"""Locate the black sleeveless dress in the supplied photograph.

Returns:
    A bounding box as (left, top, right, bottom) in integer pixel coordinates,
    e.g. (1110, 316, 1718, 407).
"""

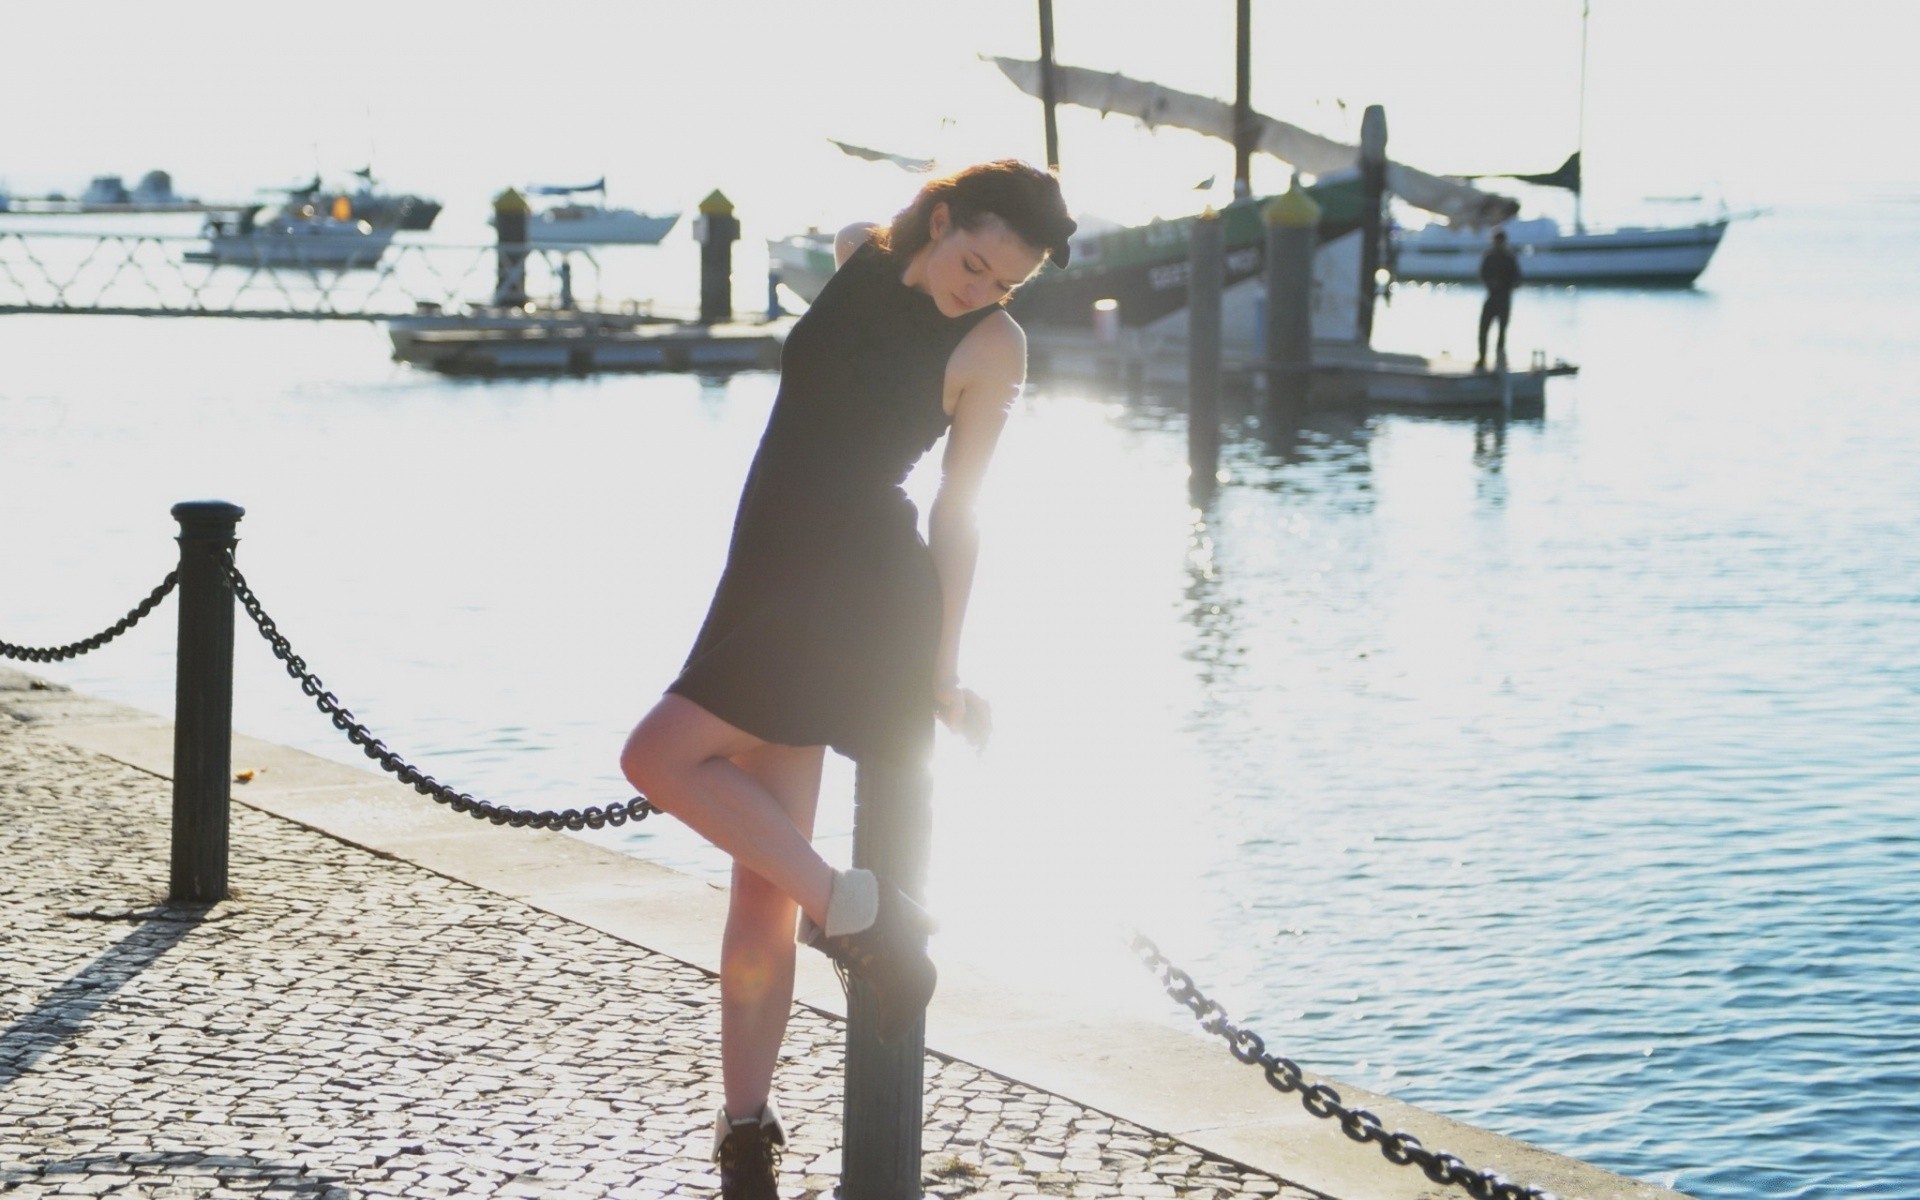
(667, 241, 997, 760)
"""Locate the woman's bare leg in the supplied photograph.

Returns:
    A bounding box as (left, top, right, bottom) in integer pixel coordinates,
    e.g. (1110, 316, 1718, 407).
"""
(718, 741, 824, 1119)
(620, 694, 834, 925)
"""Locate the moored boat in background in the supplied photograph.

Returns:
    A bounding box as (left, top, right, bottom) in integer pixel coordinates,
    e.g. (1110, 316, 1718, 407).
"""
(185, 205, 393, 269)
(511, 178, 680, 246)
(278, 169, 442, 231)
(1391, 212, 1729, 285)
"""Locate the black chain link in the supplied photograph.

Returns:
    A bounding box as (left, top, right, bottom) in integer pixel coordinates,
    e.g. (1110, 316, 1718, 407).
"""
(1, 571, 180, 663)
(1130, 933, 1557, 1200)
(222, 557, 657, 832)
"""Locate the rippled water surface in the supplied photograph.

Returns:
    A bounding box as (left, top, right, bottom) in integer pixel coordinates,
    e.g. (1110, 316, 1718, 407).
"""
(5, 200, 1917, 1199)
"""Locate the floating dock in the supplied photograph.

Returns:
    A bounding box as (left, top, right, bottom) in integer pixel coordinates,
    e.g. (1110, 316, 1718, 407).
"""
(1027, 328, 1578, 411)
(387, 309, 788, 376)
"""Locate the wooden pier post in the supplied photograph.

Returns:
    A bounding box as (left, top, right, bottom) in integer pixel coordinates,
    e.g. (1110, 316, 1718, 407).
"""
(1187, 208, 1224, 498)
(1263, 177, 1321, 430)
(1037, 0, 1061, 171)
(169, 500, 244, 905)
(1234, 0, 1253, 198)
(842, 753, 935, 1200)
(1358, 105, 1387, 346)
(696, 190, 740, 326)
(492, 188, 530, 309)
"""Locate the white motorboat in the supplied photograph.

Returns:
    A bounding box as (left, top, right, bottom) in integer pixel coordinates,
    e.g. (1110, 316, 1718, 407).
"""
(1391, 214, 1728, 285)
(767, 229, 837, 304)
(185, 206, 393, 269)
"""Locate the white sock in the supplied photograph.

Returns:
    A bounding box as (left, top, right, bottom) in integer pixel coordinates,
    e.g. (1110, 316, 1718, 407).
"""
(823, 867, 879, 938)
(712, 1098, 786, 1160)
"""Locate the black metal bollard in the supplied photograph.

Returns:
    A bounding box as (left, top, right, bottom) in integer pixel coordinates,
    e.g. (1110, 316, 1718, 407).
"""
(696, 189, 740, 326)
(841, 752, 934, 1200)
(169, 500, 244, 904)
(1187, 208, 1224, 500)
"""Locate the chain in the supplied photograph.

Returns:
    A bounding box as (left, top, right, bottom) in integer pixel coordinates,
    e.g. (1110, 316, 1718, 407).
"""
(1, 571, 180, 663)
(221, 556, 657, 832)
(1129, 933, 1557, 1200)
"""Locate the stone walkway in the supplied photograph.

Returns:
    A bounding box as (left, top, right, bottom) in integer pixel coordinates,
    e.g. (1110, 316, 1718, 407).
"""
(1, 674, 1318, 1200)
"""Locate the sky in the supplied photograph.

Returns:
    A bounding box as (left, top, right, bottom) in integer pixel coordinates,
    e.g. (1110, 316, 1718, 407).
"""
(5, 1, 1915, 237)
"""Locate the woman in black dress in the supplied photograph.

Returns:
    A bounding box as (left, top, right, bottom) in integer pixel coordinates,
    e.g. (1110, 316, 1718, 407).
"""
(619, 161, 1074, 1196)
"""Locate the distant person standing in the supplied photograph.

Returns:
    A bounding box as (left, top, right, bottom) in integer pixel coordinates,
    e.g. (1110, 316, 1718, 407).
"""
(1476, 228, 1521, 372)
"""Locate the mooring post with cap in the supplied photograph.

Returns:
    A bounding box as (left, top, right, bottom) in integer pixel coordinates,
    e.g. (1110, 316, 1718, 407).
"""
(169, 500, 244, 904)
(493, 187, 530, 309)
(1187, 207, 1224, 501)
(841, 751, 934, 1200)
(1263, 177, 1321, 430)
(1357, 105, 1388, 346)
(696, 189, 740, 326)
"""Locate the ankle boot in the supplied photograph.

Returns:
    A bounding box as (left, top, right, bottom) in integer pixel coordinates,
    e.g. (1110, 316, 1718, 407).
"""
(712, 1100, 785, 1200)
(800, 882, 937, 1044)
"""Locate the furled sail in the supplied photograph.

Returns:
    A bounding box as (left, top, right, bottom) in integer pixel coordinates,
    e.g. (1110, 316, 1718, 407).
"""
(828, 139, 936, 173)
(989, 56, 1518, 229)
(1477, 152, 1582, 195)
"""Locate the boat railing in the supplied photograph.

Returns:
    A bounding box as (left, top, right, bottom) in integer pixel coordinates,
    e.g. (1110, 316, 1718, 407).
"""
(0, 228, 610, 320)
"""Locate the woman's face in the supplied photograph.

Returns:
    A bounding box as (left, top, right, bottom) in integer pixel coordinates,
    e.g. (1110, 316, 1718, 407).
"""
(917, 204, 1048, 317)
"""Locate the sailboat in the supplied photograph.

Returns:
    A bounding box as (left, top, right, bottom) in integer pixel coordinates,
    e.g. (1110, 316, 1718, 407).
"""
(1390, 4, 1733, 286)
(985, 56, 1519, 339)
(1389, 152, 1729, 285)
(515, 178, 680, 246)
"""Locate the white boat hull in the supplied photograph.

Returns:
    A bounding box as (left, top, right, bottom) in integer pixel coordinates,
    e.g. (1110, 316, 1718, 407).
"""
(527, 209, 679, 246)
(185, 227, 394, 269)
(1393, 218, 1727, 285)
(767, 232, 836, 304)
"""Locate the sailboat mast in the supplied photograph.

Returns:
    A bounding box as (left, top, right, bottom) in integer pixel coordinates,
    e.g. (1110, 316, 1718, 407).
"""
(1234, 0, 1252, 198)
(1039, 0, 1061, 171)
(1575, 0, 1589, 233)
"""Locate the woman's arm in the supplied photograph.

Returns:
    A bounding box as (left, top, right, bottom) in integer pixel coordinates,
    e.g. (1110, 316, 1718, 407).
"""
(927, 312, 1026, 726)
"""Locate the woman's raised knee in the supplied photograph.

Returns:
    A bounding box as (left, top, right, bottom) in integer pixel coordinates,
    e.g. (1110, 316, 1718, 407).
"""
(619, 719, 688, 809)
(620, 695, 756, 808)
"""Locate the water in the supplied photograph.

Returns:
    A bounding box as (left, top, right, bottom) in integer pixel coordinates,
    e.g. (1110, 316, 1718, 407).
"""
(5, 199, 1918, 1200)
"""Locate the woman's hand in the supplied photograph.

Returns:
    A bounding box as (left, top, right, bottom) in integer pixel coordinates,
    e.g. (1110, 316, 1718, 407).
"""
(935, 683, 993, 750)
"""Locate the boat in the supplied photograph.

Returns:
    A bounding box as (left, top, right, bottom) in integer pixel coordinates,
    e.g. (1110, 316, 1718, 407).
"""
(989, 56, 1519, 229)
(513, 178, 680, 246)
(1007, 179, 1368, 331)
(81, 175, 131, 205)
(767, 228, 837, 305)
(772, 58, 1514, 326)
(387, 307, 779, 375)
(184, 204, 393, 269)
(1390, 206, 1729, 285)
(1, 170, 216, 214)
(336, 167, 441, 231)
(129, 170, 188, 206)
(278, 169, 441, 231)
(1391, 3, 1737, 286)
(984, 50, 1578, 408)
(984, 56, 1517, 335)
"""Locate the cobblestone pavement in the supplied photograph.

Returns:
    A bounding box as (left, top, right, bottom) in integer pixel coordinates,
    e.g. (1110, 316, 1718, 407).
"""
(1, 685, 1321, 1200)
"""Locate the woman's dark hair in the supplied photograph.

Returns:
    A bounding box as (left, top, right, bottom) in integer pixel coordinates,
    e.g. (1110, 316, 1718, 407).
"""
(873, 159, 1077, 269)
